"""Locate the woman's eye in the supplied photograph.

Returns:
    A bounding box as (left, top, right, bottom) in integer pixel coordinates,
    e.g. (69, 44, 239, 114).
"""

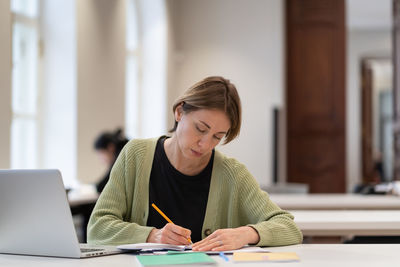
(196, 125, 206, 133)
(214, 135, 222, 141)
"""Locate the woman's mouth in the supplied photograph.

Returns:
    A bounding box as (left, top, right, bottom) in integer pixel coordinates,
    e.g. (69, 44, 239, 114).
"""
(191, 149, 203, 157)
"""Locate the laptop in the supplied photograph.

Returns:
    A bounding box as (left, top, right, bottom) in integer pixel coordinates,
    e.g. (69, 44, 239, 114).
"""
(0, 169, 122, 258)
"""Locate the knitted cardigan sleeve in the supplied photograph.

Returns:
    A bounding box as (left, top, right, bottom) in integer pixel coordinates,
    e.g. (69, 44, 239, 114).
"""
(207, 154, 303, 246)
(87, 139, 155, 245)
(242, 175, 303, 246)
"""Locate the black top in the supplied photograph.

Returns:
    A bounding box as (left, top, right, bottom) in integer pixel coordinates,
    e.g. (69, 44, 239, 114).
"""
(147, 136, 213, 242)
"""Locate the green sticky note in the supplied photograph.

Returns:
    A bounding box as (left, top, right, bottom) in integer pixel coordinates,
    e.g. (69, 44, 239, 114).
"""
(136, 252, 216, 266)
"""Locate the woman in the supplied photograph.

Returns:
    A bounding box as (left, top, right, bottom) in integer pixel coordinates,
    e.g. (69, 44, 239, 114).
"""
(87, 76, 302, 251)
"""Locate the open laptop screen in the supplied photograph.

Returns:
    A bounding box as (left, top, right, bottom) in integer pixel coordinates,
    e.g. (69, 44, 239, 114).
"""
(0, 169, 119, 258)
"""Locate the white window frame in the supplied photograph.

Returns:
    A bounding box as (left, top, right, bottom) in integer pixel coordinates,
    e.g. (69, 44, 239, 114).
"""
(10, 0, 43, 169)
(125, 0, 142, 139)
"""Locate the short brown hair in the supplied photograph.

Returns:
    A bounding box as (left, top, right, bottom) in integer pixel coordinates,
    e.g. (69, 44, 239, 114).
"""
(170, 76, 241, 144)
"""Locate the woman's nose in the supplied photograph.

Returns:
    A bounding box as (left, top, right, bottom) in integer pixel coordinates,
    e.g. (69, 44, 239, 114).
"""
(198, 135, 212, 149)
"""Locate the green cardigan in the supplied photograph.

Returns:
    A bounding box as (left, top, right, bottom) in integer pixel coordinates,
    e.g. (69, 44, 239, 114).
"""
(87, 137, 303, 246)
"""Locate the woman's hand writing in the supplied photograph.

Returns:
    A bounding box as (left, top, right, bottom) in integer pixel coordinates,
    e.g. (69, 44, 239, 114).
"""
(146, 223, 192, 245)
(191, 226, 259, 251)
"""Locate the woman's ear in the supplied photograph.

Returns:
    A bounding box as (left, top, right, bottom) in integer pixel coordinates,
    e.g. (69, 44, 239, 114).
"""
(174, 102, 184, 122)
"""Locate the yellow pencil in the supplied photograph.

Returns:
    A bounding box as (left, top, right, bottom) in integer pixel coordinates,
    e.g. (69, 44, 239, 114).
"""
(151, 203, 193, 244)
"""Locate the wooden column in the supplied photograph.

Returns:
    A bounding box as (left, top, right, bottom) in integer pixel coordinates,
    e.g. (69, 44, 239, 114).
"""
(286, 0, 346, 193)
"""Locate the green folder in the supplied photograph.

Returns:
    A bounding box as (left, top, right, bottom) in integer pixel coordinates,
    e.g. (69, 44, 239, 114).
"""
(136, 252, 216, 266)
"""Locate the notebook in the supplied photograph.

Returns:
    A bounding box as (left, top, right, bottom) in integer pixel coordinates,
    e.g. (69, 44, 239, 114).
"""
(0, 169, 121, 258)
(117, 242, 189, 252)
(136, 252, 216, 266)
(117, 243, 269, 255)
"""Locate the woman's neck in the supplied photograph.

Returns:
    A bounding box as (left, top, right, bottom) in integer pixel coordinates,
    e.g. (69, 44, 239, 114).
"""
(164, 136, 211, 176)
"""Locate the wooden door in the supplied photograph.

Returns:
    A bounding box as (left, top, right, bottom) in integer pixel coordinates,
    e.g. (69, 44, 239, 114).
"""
(360, 59, 377, 184)
(286, 0, 346, 193)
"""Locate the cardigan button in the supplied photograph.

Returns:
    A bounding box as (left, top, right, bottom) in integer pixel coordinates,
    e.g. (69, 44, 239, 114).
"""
(204, 229, 212, 236)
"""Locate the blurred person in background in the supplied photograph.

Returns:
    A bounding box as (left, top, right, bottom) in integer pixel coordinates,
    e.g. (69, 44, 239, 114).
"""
(94, 128, 129, 193)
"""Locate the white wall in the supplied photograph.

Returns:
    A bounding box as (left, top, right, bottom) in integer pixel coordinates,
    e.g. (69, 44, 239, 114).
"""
(0, 1, 12, 169)
(346, 29, 391, 191)
(167, 0, 285, 187)
(77, 0, 126, 183)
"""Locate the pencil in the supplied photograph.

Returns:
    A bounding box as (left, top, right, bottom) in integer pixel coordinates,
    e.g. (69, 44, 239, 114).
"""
(151, 203, 193, 244)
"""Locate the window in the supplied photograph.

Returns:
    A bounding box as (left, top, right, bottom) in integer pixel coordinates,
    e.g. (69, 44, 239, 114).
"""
(125, 0, 167, 139)
(11, 0, 77, 187)
(40, 0, 76, 187)
(11, 0, 40, 169)
(125, 0, 141, 139)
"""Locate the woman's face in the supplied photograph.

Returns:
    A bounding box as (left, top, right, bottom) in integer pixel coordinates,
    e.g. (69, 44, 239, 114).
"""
(96, 144, 115, 166)
(174, 107, 230, 160)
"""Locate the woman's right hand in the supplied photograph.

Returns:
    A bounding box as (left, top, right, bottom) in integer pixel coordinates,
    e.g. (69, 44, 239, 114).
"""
(146, 223, 192, 245)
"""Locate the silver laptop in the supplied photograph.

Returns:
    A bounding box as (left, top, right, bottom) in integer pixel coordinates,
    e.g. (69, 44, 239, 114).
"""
(0, 169, 121, 258)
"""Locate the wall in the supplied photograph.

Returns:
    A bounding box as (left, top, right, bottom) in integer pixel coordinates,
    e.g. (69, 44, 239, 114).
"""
(167, 0, 285, 187)
(77, 0, 126, 183)
(0, 1, 12, 169)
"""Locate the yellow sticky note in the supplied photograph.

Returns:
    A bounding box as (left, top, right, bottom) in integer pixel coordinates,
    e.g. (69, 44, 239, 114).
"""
(233, 252, 299, 262)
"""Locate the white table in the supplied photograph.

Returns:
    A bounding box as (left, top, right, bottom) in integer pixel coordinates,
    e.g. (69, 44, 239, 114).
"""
(291, 210, 400, 236)
(1, 244, 399, 267)
(67, 188, 99, 208)
(269, 193, 400, 210)
(67, 189, 99, 242)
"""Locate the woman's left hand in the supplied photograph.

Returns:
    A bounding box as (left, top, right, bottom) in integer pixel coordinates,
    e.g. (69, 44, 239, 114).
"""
(191, 226, 259, 251)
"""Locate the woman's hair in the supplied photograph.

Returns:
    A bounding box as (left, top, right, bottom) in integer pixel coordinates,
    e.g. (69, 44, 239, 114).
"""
(94, 128, 129, 156)
(169, 76, 241, 144)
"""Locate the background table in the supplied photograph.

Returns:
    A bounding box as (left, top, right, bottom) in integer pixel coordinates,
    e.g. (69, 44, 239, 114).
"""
(67, 189, 99, 243)
(67, 188, 99, 209)
(290, 210, 400, 236)
(269, 193, 400, 210)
